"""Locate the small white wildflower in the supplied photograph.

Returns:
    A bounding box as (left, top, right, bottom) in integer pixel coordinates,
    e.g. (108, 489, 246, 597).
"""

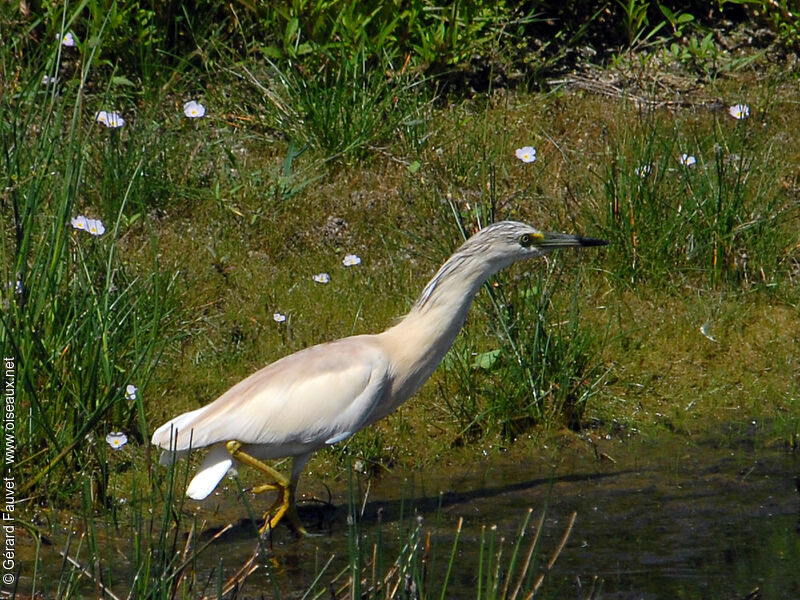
(5, 280, 23, 295)
(42, 74, 57, 85)
(312, 273, 331, 284)
(71, 215, 105, 236)
(125, 384, 138, 400)
(728, 104, 750, 120)
(342, 254, 361, 267)
(86, 218, 105, 236)
(95, 110, 125, 128)
(273, 312, 287, 323)
(183, 100, 206, 119)
(57, 32, 76, 47)
(104, 112, 125, 128)
(105, 432, 128, 450)
(679, 154, 696, 167)
(71, 215, 88, 230)
(635, 164, 652, 178)
(515, 146, 537, 163)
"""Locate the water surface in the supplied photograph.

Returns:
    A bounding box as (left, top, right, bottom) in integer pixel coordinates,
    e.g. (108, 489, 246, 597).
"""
(18, 434, 800, 598)
(189, 434, 800, 598)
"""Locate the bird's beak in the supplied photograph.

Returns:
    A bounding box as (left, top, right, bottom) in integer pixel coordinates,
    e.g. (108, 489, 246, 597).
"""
(538, 232, 608, 249)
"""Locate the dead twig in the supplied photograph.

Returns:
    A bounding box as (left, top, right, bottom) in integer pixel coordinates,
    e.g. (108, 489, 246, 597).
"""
(529, 511, 577, 598)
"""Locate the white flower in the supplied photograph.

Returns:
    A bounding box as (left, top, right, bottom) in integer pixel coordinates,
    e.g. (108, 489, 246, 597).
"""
(95, 110, 125, 128)
(273, 312, 287, 323)
(342, 254, 361, 267)
(635, 164, 652, 178)
(728, 104, 750, 120)
(104, 112, 125, 128)
(515, 146, 537, 163)
(183, 100, 206, 119)
(106, 432, 128, 450)
(42, 74, 57, 85)
(125, 384, 138, 400)
(57, 32, 76, 47)
(86, 218, 105, 236)
(71, 215, 105, 236)
(71, 215, 88, 230)
(5, 280, 22, 295)
(312, 273, 331, 284)
(679, 154, 696, 167)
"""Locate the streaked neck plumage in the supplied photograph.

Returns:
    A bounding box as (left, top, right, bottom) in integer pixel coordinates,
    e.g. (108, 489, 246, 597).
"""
(375, 229, 518, 418)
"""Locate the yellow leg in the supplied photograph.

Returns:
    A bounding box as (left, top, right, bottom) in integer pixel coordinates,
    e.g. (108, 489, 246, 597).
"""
(226, 441, 307, 536)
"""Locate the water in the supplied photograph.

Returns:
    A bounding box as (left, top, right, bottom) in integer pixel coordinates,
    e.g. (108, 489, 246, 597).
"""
(17, 435, 800, 598)
(191, 435, 800, 598)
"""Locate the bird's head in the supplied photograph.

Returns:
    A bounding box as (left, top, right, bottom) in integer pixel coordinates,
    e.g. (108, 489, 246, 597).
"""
(410, 221, 607, 313)
(465, 221, 608, 270)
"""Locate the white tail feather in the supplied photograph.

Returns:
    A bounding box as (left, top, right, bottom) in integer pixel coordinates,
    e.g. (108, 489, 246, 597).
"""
(185, 443, 233, 500)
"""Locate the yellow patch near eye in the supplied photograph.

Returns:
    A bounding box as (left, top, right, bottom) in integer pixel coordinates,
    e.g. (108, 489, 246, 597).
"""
(520, 232, 544, 247)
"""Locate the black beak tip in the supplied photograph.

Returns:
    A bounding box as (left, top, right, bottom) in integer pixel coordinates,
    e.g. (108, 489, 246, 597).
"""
(579, 237, 609, 247)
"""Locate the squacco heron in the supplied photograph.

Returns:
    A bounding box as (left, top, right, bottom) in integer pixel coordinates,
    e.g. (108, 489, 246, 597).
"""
(151, 221, 607, 535)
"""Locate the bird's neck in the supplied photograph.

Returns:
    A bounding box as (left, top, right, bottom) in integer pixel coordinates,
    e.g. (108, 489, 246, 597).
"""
(375, 255, 497, 416)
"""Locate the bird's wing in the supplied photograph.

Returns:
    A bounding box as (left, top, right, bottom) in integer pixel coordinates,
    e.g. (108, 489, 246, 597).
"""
(151, 335, 390, 453)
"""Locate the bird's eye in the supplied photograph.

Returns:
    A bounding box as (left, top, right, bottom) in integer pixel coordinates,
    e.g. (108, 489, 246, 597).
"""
(519, 233, 533, 247)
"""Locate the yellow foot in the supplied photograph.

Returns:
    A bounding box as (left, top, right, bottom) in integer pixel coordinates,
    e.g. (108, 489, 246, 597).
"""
(226, 440, 308, 536)
(258, 489, 308, 537)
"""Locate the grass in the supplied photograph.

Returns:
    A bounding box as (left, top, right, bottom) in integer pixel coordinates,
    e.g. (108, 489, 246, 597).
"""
(2, 1, 800, 597)
(596, 97, 793, 287)
(250, 47, 433, 161)
(2, 39, 176, 502)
